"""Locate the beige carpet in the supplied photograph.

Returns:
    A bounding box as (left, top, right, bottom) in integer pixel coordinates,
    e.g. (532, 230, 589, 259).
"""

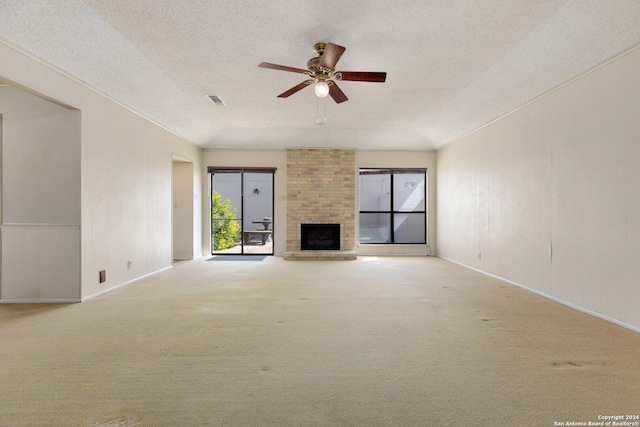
(0, 256, 639, 426)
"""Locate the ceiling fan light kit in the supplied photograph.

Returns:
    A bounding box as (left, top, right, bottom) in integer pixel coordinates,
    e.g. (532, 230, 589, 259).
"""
(314, 80, 329, 98)
(258, 42, 387, 105)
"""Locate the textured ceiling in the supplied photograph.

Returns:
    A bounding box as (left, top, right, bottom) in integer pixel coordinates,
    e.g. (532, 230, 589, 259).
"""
(1, 0, 640, 150)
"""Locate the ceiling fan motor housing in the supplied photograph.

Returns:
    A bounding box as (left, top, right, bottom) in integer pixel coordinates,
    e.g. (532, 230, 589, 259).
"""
(313, 42, 327, 56)
(307, 43, 330, 76)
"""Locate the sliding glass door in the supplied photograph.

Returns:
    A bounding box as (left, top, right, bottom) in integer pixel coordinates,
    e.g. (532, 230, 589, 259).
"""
(210, 168, 274, 255)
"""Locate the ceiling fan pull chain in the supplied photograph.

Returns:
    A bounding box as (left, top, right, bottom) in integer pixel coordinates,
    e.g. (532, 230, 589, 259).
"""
(316, 96, 327, 125)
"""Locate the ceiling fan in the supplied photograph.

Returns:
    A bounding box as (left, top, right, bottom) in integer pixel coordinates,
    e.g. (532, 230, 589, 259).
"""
(258, 42, 386, 104)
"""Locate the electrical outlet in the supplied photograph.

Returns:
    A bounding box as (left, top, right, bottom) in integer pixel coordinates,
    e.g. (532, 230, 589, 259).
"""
(477, 253, 482, 260)
(99, 270, 106, 283)
(127, 261, 132, 269)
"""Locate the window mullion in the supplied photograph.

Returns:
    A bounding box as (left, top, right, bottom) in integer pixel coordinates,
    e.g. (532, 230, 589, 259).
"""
(390, 174, 394, 244)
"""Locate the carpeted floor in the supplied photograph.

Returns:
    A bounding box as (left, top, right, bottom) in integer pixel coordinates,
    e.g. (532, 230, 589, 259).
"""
(0, 256, 638, 426)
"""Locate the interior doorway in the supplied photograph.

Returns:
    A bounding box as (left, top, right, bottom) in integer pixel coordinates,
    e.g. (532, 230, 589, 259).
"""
(172, 156, 194, 261)
(210, 168, 274, 255)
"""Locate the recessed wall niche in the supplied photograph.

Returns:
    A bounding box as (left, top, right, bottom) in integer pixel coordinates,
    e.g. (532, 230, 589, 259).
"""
(0, 86, 81, 301)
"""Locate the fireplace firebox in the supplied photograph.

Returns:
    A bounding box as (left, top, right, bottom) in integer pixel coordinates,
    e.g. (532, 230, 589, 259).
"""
(301, 224, 340, 251)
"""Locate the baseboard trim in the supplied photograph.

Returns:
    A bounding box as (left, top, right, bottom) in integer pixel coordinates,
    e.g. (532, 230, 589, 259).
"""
(437, 256, 640, 335)
(81, 265, 173, 302)
(0, 298, 80, 304)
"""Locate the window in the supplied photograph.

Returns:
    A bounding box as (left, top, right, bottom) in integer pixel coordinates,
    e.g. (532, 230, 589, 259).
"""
(359, 169, 426, 244)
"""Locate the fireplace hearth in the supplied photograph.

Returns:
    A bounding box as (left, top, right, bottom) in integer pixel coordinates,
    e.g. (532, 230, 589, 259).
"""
(301, 224, 340, 251)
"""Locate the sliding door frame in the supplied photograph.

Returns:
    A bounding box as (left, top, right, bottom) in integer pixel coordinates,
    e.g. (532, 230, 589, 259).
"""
(209, 167, 276, 256)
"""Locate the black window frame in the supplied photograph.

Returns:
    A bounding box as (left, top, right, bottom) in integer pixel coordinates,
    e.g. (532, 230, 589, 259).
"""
(359, 168, 427, 244)
(208, 167, 276, 255)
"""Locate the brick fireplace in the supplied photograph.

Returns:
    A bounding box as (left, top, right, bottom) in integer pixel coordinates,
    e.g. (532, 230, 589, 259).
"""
(283, 148, 357, 260)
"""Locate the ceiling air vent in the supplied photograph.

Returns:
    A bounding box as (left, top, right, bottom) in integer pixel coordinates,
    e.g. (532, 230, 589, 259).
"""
(208, 95, 226, 106)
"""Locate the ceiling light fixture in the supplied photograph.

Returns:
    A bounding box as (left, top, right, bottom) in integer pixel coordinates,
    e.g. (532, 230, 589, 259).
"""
(314, 80, 329, 98)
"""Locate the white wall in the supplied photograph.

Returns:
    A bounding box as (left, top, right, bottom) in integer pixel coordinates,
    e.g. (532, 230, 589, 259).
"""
(0, 87, 81, 302)
(1, 88, 80, 225)
(357, 150, 436, 256)
(0, 40, 203, 302)
(79, 77, 203, 300)
(437, 46, 640, 331)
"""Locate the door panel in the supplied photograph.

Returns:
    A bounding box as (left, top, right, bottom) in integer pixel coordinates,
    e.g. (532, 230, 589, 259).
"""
(211, 170, 273, 255)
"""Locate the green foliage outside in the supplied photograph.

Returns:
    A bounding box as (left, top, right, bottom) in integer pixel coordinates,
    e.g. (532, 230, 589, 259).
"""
(211, 191, 241, 251)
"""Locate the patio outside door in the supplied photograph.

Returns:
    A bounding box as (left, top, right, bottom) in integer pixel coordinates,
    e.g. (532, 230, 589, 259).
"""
(210, 169, 274, 255)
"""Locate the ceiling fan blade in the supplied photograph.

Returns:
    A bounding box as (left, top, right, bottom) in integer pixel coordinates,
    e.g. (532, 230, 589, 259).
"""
(328, 81, 348, 104)
(336, 71, 387, 82)
(259, 62, 309, 75)
(277, 80, 314, 98)
(319, 43, 346, 70)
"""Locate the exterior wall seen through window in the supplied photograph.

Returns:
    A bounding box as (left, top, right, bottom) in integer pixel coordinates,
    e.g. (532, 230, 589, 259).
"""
(359, 169, 426, 244)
